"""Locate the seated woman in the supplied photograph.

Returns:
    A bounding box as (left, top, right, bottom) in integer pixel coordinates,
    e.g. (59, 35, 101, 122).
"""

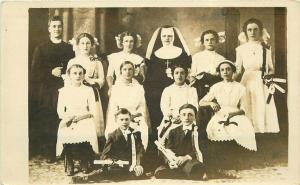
(66, 33, 105, 141)
(105, 61, 150, 149)
(158, 64, 198, 145)
(107, 31, 145, 97)
(199, 60, 256, 177)
(56, 64, 99, 176)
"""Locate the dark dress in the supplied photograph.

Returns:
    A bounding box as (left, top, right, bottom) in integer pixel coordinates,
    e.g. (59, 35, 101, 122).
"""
(154, 125, 206, 180)
(30, 39, 74, 158)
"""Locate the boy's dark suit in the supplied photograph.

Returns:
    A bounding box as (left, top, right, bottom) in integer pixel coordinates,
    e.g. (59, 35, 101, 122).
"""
(155, 124, 206, 180)
(101, 127, 145, 179)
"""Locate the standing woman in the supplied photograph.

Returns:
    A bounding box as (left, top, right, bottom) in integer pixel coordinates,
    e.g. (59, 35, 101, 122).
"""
(105, 61, 150, 149)
(144, 25, 192, 137)
(67, 33, 105, 140)
(190, 30, 225, 100)
(106, 31, 145, 96)
(235, 18, 279, 133)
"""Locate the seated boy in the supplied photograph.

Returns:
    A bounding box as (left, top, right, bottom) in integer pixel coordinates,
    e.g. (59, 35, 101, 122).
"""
(101, 108, 145, 180)
(154, 104, 207, 180)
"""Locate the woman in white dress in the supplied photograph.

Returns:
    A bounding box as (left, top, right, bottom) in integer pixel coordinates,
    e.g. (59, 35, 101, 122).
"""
(66, 33, 105, 139)
(235, 18, 279, 133)
(158, 64, 198, 145)
(105, 61, 149, 149)
(106, 31, 145, 96)
(56, 64, 99, 176)
(199, 60, 256, 175)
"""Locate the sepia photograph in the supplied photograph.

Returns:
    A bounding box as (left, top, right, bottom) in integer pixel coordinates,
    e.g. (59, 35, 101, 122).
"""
(1, 1, 300, 185)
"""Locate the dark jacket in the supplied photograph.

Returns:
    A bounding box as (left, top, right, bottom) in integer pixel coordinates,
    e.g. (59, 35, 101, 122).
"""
(101, 127, 144, 166)
(165, 125, 206, 164)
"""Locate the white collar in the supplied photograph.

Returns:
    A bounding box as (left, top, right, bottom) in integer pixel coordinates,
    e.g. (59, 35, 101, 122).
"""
(50, 37, 62, 44)
(121, 128, 131, 135)
(182, 124, 193, 131)
(154, 46, 182, 59)
(173, 83, 187, 88)
(203, 49, 216, 54)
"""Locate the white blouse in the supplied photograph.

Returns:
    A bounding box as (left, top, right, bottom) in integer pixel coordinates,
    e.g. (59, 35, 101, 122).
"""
(191, 50, 225, 76)
(235, 41, 274, 75)
(160, 83, 198, 117)
(109, 82, 146, 116)
(107, 51, 144, 79)
(57, 85, 97, 119)
(67, 55, 105, 88)
(200, 81, 246, 112)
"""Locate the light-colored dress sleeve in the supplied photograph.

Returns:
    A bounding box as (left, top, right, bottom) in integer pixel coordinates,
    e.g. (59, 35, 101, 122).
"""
(160, 87, 171, 117)
(90, 60, 105, 88)
(190, 87, 199, 110)
(235, 47, 244, 80)
(200, 85, 216, 103)
(57, 88, 67, 119)
(238, 85, 247, 112)
(136, 87, 147, 116)
(190, 55, 198, 76)
(107, 54, 115, 79)
(266, 48, 275, 74)
(87, 87, 97, 117)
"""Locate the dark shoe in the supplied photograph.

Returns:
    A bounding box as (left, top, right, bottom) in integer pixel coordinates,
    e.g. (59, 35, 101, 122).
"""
(81, 160, 89, 174)
(66, 158, 74, 176)
(203, 172, 209, 181)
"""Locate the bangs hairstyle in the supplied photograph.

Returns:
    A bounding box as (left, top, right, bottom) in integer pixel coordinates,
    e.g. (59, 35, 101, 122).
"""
(48, 16, 63, 27)
(200, 30, 219, 44)
(179, 104, 197, 115)
(67, 64, 86, 75)
(114, 108, 132, 118)
(120, 61, 135, 73)
(171, 63, 188, 77)
(119, 31, 138, 49)
(216, 60, 236, 73)
(76, 33, 95, 46)
(242, 18, 263, 38)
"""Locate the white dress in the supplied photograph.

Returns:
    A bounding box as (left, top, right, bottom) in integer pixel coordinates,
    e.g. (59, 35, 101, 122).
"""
(236, 41, 279, 133)
(107, 51, 144, 81)
(191, 50, 225, 76)
(66, 55, 105, 137)
(56, 85, 99, 156)
(105, 81, 149, 149)
(158, 83, 198, 144)
(200, 81, 257, 151)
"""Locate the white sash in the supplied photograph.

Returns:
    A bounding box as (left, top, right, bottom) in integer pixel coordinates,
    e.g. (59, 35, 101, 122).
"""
(129, 133, 137, 172)
(193, 126, 203, 163)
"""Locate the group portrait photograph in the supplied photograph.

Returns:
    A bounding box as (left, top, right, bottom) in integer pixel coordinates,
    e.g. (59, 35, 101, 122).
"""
(3, 2, 300, 184)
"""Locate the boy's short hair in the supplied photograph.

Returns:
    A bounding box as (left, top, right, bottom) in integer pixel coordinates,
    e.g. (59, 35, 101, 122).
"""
(179, 104, 197, 115)
(114, 108, 131, 119)
(48, 15, 63, 27)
